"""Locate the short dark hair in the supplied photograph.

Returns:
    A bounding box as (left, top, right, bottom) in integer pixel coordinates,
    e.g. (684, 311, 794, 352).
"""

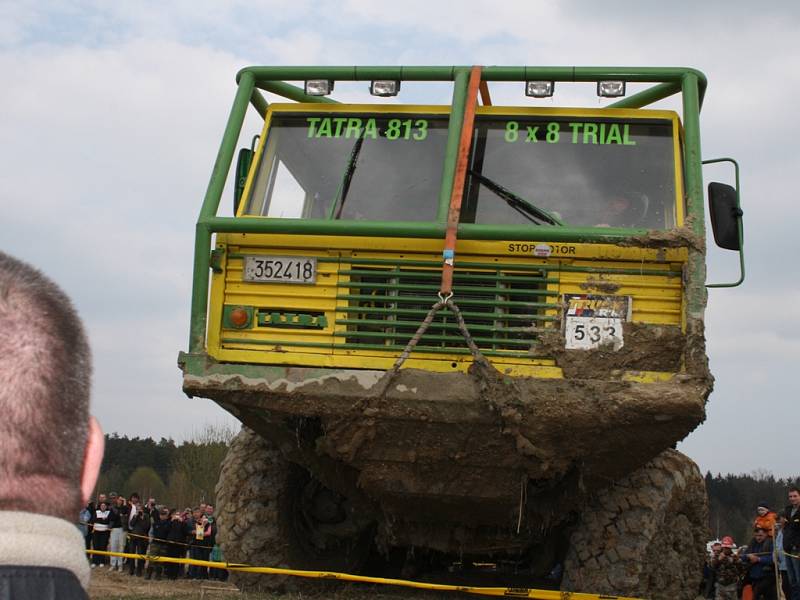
(789, 486, 800, 495)
(0, 252, 91, 518)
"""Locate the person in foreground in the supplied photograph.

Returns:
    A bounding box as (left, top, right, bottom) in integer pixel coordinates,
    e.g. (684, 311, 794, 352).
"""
(0, 251, 105, 600)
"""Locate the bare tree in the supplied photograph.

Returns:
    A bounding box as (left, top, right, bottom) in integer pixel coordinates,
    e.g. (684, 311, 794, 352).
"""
(166, 423, 238, 505)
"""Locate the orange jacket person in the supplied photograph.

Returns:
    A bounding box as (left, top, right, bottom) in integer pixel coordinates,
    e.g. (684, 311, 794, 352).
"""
(754, 502, 778, 537)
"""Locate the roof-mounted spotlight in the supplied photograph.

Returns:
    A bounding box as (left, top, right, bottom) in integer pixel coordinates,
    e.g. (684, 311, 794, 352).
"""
(525, 81, 555, 98)
(597, 81, 626, 98)
(304, 79, 334, 96)
(370, 80, 401, 97)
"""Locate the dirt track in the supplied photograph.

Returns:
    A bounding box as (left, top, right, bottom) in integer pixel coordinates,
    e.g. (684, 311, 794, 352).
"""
(88, 568, 240, 599)
(87, 566, 455, 599)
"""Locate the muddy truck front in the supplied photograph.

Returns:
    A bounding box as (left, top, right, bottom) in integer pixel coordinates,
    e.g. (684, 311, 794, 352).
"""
(178, 66, 744, 597)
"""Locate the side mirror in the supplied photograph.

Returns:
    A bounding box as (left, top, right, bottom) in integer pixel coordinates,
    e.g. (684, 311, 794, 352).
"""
(233, 148, 254, 216)
(708, 182, 742, 251)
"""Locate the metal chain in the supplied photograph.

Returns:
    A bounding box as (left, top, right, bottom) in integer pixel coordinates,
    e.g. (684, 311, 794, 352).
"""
(445, 299, 492, 369)
(377, 297, 493, 398)
(386, 300, 445, 379)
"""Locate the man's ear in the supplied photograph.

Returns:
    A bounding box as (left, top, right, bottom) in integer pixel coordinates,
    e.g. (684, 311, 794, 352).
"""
(80, 416, 105, 505)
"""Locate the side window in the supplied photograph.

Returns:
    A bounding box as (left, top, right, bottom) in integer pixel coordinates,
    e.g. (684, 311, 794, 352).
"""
(265, 161, 306, 218)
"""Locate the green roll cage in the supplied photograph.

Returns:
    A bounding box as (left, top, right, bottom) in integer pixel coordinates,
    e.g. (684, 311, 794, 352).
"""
(187, 66, 729, 359)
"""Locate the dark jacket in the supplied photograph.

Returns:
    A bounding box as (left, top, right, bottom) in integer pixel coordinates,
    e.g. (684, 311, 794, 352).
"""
(166, 519, 190, 544)
(785, 505, 800, 551)
(128, 507, 151, 536)
(108, 507, 122, 529)
(116, 504, 131, 530)
(740, 537, 773, 580)
(152, 517, 172, 542)
(149, 515, 173, 555)
(0, 566, 87, 600)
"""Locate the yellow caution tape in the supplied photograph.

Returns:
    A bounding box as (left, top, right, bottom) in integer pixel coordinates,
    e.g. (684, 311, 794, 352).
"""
(125, 531, 192, 547)
(86, 549, 644, 600)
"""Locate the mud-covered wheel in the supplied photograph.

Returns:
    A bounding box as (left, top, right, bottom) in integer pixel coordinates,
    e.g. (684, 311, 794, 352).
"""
(561, 449, 708, 600)
(216, 427, 374, 591)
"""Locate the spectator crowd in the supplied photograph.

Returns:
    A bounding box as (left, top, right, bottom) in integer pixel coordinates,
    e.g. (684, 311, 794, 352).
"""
(703, 486, 800, 600)
(80, 484, 800, 598)
(78, 491, 227, 581)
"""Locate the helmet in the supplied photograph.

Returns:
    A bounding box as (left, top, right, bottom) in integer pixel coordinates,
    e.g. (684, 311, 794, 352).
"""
(721, 536, 735, 548)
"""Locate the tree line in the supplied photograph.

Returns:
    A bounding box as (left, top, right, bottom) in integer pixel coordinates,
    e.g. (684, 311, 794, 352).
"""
(706, 470, 799, 545)
(94, 424, 236, 509)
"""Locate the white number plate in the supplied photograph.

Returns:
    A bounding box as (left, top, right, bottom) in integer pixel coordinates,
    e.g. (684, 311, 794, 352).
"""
(563, 294, 629, 351)
(243, 256, 317, 284)
(564, 316, 624, 351)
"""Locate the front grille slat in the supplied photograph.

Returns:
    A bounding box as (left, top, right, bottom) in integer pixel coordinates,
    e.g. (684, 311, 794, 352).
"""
(341, 269, 557, 284)
(337, 263, 552, 353)
(338, 294, 558, 306)
(337, 306, 560, 321)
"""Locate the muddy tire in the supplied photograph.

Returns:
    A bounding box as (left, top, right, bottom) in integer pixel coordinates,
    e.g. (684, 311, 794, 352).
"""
(561, 449, 708, 600)
(215, 427, 374, 591)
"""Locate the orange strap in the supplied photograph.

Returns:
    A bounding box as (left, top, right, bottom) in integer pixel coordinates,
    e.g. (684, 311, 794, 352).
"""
(441, 66, 482, 297)
(479, 80, 492, 106)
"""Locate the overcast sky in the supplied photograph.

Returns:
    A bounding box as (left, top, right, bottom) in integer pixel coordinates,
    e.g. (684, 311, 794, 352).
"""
(1, 1, 798, 477)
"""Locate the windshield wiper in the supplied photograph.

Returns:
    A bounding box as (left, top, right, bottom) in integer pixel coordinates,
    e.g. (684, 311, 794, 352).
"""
(468, 170, 564, 226)
(328, 134, 365, 220)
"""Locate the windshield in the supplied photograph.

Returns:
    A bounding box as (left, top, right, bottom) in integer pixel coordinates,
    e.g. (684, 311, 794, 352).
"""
(243, 112, 450, 221)
(462, 116, 678, 229)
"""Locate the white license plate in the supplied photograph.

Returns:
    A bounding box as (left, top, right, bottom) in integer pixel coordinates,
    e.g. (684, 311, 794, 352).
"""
(564, 316, 624, 350)
(243, 256, 317, 284)
(563, 294, 629, 351)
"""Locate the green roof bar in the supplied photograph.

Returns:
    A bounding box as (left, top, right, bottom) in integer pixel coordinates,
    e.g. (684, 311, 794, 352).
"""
(235, 65, 706, 103)
(249, 88, 270, 118)
(437, 67, 471, 221)
(608, 82, 682, 109)
(199, 215, 650, 243)
(259, 80, 339, 104)
(680, 71, 708, 317)
(237, 66, 458, 82)
(481, 66, 706, 104)
(189, 70, 255, 353)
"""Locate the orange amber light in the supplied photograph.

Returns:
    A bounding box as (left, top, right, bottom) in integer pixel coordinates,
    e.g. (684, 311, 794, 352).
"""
(230, 307, 250, 328)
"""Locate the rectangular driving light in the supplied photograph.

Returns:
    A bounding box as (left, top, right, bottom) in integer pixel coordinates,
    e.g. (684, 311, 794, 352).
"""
(304, 79, 334, 96)
(597, 81, 626, 98)
(525, 81, 555, 98)
(370, 80, 400, 97)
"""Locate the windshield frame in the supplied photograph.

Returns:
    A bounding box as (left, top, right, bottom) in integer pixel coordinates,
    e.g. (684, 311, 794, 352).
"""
(237, 103, 453, 221)
(237, 103, 685, 231)
(465, 106, 685, 230)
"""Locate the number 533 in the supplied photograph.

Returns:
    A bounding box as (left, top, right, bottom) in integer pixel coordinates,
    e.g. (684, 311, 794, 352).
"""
(564, 317, 624, 350)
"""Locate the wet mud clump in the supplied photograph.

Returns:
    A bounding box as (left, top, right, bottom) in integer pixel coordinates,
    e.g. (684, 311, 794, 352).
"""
(186, 350, 708, 552)
(617, 219, 706, 252)
(535, 323, 686, 379)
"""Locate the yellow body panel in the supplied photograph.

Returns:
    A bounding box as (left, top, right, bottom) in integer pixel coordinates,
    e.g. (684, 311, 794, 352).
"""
(208, 234, 686, 376)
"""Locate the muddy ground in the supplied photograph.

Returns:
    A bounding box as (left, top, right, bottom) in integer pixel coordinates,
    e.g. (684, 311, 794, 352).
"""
(87, 567, 457, 600)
